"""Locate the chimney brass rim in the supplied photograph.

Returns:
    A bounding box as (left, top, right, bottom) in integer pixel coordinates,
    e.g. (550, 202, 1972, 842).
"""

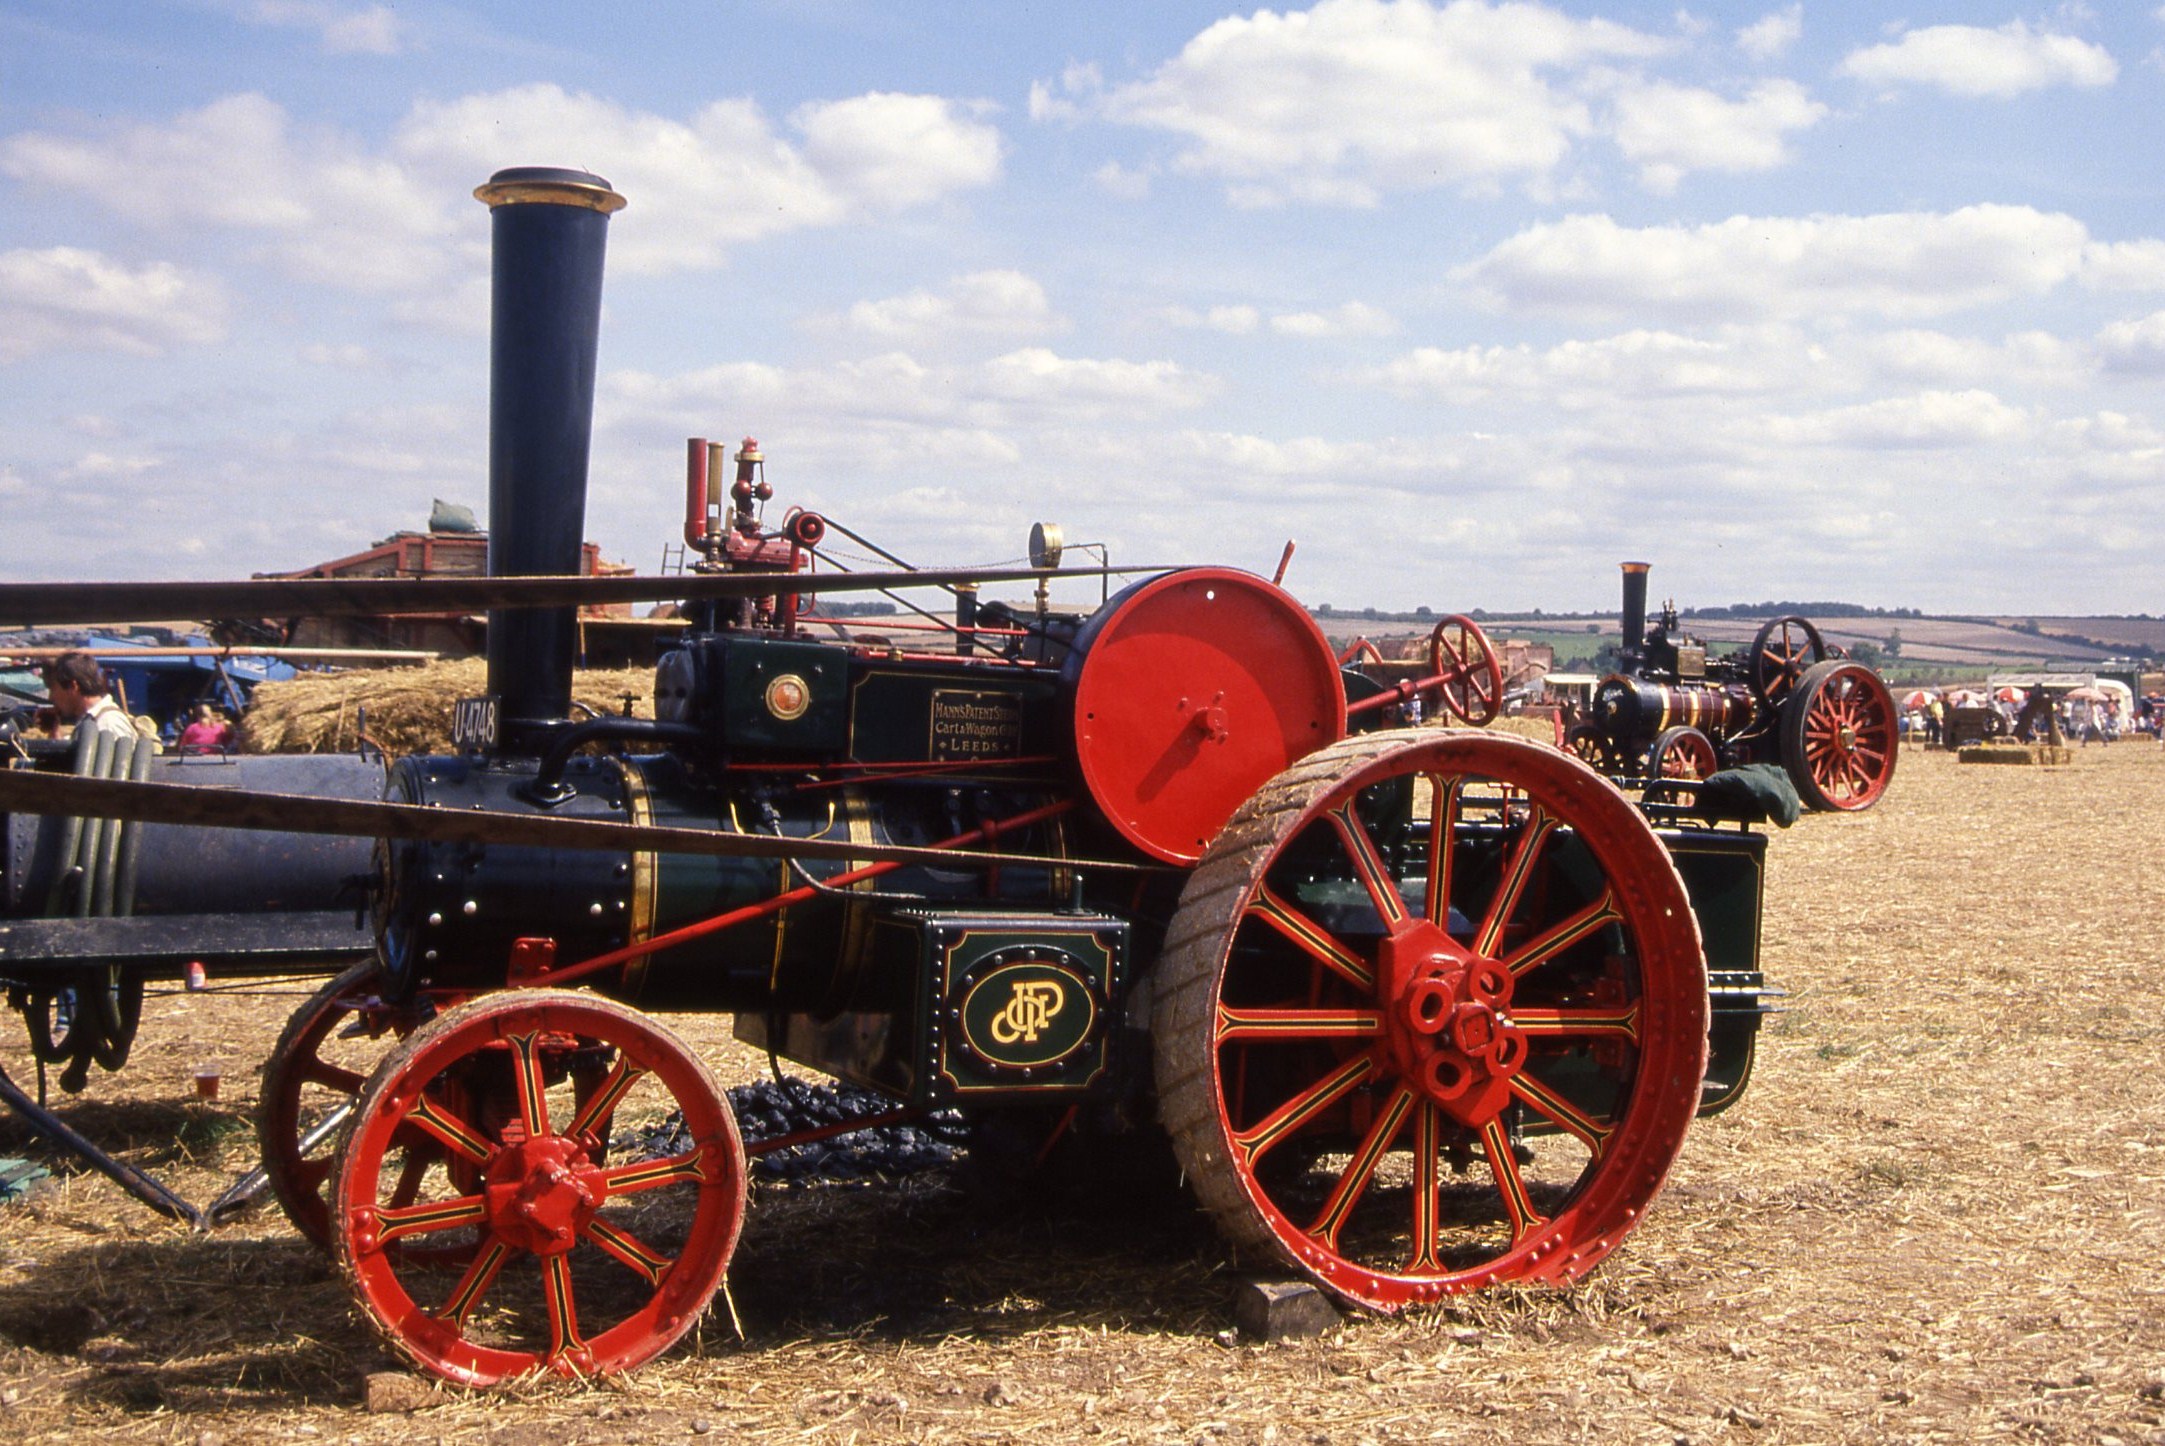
(474, 167, 627, 214)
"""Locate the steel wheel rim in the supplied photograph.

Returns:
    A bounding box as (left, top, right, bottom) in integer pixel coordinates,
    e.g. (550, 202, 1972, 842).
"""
(333, 992, 745, 1386)
(1156, 732, 1706, 1309)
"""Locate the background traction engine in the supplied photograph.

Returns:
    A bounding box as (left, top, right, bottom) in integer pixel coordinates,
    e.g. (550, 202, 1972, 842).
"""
(1566, 561, 1898, 812)
(0, 167, 1778, 1387)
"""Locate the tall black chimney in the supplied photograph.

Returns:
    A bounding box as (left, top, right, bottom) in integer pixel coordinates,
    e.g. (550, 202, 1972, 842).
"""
(473, 167, 626, 745)
(1619, 561, 1651, 665)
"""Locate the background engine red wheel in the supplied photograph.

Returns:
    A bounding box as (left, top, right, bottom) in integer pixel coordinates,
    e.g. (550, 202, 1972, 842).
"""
(1153, 731, 1707, 1308)
(1562, 722, 1618, 774)
(1643, 726, 1719, 801)
(1782, 660, 1898, 811)
(1749, 616, 1825, 707)
(1426, 615, 1504, 726)
(332, 991, 746, 1385)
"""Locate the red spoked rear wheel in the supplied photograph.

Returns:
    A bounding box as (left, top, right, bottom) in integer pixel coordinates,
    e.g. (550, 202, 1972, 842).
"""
(1426, 616, 1504, 726)
(1782, 660, 1897, 811)
(1154, 731, 1706, 1308)
(259, 961, 428, 1253)
(332, 992, 746, 1385)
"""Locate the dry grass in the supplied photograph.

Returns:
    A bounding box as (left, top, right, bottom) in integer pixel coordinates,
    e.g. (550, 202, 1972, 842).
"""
(240, 661, 658, 756)
(3, 739, 2163, 1443)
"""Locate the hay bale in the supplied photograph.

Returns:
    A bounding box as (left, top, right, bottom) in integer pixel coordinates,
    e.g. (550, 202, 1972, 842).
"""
(238, 659, 658, 756)
(1958, 742, 2038, 765)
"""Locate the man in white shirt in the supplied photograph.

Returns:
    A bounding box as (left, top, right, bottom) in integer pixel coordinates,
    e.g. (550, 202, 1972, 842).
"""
(41, 652, 140, 749)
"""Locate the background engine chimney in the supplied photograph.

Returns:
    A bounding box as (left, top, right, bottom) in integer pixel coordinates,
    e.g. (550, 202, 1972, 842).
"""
(473, 166, 626, 746)
(1619, 561, 1651, 666)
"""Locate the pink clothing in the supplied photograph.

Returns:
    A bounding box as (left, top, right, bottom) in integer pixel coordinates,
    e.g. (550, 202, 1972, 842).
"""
(179, 720, 232, 752)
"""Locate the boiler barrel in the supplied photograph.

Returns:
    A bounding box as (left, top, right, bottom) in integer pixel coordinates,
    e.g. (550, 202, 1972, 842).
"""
(373, 753, 1072, 1012)
(4, 753, 384, 919)
(1592, 675, 1755, 745)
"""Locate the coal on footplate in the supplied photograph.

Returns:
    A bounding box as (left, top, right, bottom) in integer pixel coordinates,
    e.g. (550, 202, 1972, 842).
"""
(614, 1076, 961, 1187)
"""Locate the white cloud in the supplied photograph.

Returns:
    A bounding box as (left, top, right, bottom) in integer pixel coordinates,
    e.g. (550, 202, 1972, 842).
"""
(241, 1, 406, 55)
(1093, 161, 1152, 200)
(1837, 22, 2117, 99)
(1736, 6, 1802, 60)
(1165, 304, 1262, 334)
(2080, 238, 2165, 292)
(1028, 63, 1103, 123)
(1857, 328, 2090, 390)
(0, 246, 228, 363)
(1760, 390, 2034, 449)
(841, 271, 1066, 342)
(980, 348, 1216, 412)
(0, 85, 1005, 293)
(1454, 206, 2100, 324)
(794, 93, 1004, 210)
(0, 94, 460, 292)
(396, 86, 1003, 275)
(1270, 301, 1398, 338)
(2097, 310, 2165, 373)
(62, 451, 165, 480)
(605, 347, 1214, 436)
(1358, 327, 1810, 406)
(1608, 78, 1825, 192)
(1053, 0, 1668, 205)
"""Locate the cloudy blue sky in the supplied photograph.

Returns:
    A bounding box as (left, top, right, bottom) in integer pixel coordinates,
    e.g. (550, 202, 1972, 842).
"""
(2, 1, 2159, 615)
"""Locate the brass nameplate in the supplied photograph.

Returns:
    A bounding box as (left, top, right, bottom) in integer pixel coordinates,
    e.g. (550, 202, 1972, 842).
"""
(929, 690, 1022, 761)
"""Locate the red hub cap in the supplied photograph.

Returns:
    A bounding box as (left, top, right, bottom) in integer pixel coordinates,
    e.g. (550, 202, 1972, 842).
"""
(1378, 921, 1525, 1124)
(485, 1136, 605, 1256)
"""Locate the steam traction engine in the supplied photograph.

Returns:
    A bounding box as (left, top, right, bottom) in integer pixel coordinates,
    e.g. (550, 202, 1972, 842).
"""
(1567, 561, 1898, 812)
(0, 169, 1779, 1386)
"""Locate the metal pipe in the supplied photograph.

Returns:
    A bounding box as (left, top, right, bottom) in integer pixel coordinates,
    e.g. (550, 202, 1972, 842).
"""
(0, 1060, 204, 1228)
(474, 166, 627, 746)
(953, 584, 979, 655)
(72, 730, 115, 918)
(683, 437, 709, 549)
(523, 717, 705, 803)
(111, 736, 157, 916)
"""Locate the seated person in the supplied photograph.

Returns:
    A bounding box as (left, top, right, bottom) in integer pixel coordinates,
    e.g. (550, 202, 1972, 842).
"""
(178, 702, 234, 753)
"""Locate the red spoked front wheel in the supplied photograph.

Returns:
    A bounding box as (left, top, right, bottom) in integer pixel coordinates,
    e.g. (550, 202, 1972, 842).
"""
(332, 992, 746, 1385)
(1425, 616, 1504, 726)
(1781, 660, 1897, 811)
(1154, 731, 1706, 1308)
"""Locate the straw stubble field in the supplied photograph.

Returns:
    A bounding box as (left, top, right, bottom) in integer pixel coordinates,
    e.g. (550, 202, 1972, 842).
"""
(1, 740, 2160, 1443)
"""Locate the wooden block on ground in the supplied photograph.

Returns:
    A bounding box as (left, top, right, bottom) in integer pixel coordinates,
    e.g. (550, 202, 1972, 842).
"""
(1234, 1278, 1341, 1341)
